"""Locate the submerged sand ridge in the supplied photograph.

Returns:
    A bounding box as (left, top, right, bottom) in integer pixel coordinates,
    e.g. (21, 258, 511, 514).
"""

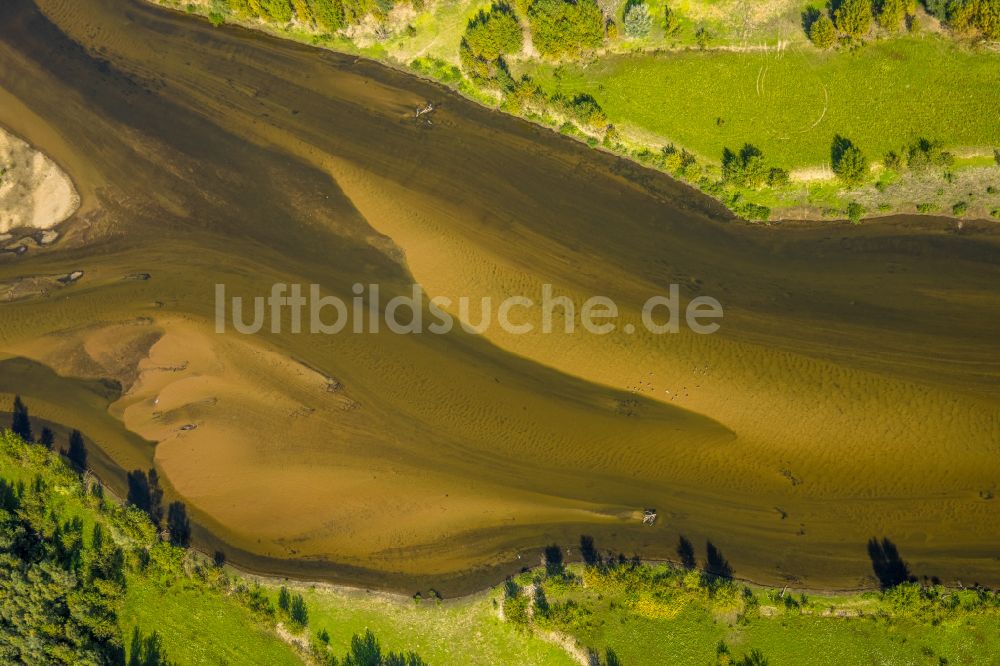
(0, 0, 998, 594)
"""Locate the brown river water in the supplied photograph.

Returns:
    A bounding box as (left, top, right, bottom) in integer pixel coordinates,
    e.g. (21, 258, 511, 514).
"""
(1, 0, 999, 595)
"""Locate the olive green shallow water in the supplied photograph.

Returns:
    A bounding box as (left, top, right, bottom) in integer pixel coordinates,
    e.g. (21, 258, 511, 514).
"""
(0, 0, 998, 595)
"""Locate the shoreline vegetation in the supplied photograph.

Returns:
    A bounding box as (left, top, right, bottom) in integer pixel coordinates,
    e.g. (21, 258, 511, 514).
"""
(145, 0, 1000, 224)
(5, 425, 1000, 665)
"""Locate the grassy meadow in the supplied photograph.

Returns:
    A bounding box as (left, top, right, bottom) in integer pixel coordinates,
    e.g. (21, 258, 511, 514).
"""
(520, 37, 1000, 169)
(523, 563, 1000, 665)
(283, 586, 578, 664)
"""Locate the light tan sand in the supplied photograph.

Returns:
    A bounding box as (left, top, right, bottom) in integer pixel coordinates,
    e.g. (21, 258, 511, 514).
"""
(0, 125, 79, 233)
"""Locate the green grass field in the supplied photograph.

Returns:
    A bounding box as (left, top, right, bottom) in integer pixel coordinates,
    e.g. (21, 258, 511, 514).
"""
(122, 575, 303, 665)
(521, 36, 1000, 170)
(522, 564, 1000, 665)
(288, 586, 577, 665)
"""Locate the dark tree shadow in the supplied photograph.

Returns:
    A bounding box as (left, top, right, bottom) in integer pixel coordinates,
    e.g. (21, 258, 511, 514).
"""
(544, 544, 564, 576)
(677, 535, 696, 569)
(831, 134, 856, 168)
(867, 537, 914, 589)
(605, 648, 622, 666)
(829, 0, 849, 13)
(705, 541, 733, 579)
(580, 535, 601, 566)
(801, 6, 822, 33)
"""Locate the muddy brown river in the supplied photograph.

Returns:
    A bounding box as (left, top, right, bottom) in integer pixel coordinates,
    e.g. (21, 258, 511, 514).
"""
(1, 0, 998, 595)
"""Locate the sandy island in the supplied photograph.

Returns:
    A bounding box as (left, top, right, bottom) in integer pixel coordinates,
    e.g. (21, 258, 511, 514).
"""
(0, 125, 79, 235)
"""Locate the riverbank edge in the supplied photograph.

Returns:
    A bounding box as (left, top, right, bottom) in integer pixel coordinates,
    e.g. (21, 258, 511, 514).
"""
(143, 0, 1000, 226)
(1, 406, 900, 602)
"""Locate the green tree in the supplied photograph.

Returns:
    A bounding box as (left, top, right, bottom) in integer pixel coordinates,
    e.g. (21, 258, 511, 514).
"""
(695, 25, 711, 47)
(67, 429, 87, 472)
(260, 0, 295, 21)
(290, 0, 314, 23)
(0, 439, 127, 663)
(736, 649, 770, 666)
(278, 585, 291, 612)
(834, 0, 873, 39)
(722, 144, 769, 188)
(664, 1, 679, 33)
(464, 5, 523, 61)
(225, 0, 252, 16)
(557, 93, 607, 129)
(11, 395, 32, 442)
(289, 593, 309, 627)
(809, 14, 837, 47)
(832, 135, 869, 186)
(847, 201, 866, 223)
(337, 629, 427, 666)
(977, 0, 1000, 40)
(906, 137, 954, 170)
(528, 0, 604, 57)
(309, 0, 345, 31)
(623, 2, 652, 37)
(948, 0, 979, 32)
(767, 167, 790, 187)
(876, 0, 907, 31)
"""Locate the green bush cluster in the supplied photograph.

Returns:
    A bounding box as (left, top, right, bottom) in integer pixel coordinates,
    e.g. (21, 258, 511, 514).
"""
(460, 4, 523, 85)
(527, 0, 605, 57)
(885, 137, 955, 172)
(925, 0, 1000, 40)
(409, 57, 463, 84)
(810, 0, 999, 45)
(464, 4, 523, 62)
(722, 144, 769, 188)
(808, 0, 918, 47)
(847, 201, 866, 223)
(809, 14, 838, 47)
(832, 135, 869, 186)
(223, 0, 392, 32)
(835, 0, 875, 39)
(0, 430, 156, 664)
(313, 629, 427, 666)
